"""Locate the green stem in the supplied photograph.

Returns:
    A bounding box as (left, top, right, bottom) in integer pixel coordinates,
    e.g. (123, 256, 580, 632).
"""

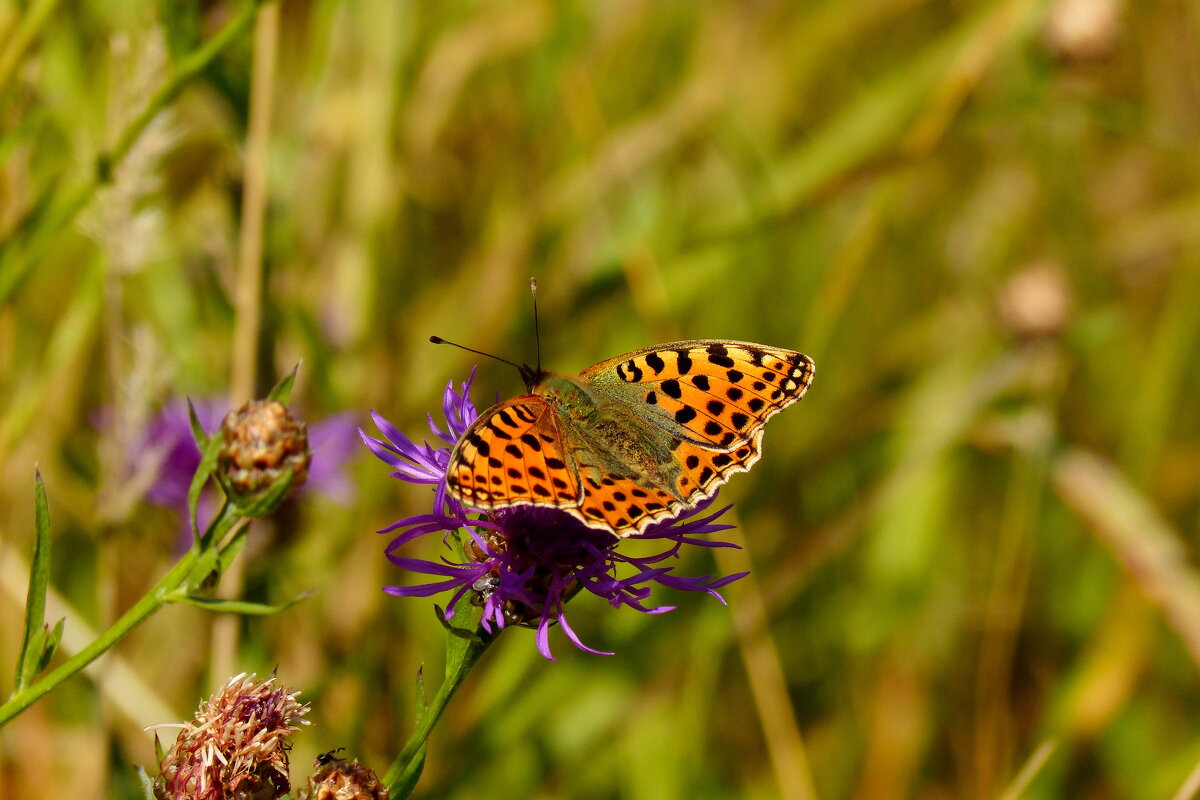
(383, 631, 496, 792)
(0, 0, 274, 305)
(0, 499, 242, 728)
(0, 546, 200, 727)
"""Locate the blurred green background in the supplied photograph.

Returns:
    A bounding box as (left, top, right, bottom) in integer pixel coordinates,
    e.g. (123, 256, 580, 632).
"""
(3, 0, 1200, 797)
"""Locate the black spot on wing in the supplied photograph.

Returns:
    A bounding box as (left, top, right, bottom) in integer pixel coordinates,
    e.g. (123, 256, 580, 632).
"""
(646, 352, 666, 374)
(662, 379, 682, 399)
(467, 433, 490, 456)
(707, 348, 735, 368)
(675, 349, 693, 374)
(486, 420, 512, 440)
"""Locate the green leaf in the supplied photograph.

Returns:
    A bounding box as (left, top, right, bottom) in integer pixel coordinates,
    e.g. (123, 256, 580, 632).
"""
(134, 764, 158, 800)
(186, 397, 212, 449)
(392, 668, 430, 799)
(182, 545, 222, 593)
(188, 432, 225, 543)
(15, 472, 53, 692)
(267, 364, 300, 404)
(215, 522, 252, 575)
(432, 604, 487, 644)
(228, 467, 296, 518)
(167, 591, 313, 615)
(34, 618, 64, 677)
(154, 732, 165, 765)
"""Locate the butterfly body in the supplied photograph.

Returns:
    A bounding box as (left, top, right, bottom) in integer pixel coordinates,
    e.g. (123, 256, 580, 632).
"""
(446, 340, 814, 537)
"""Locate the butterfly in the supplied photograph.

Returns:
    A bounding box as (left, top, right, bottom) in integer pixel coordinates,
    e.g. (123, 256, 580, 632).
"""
(445, 340, 814, 537)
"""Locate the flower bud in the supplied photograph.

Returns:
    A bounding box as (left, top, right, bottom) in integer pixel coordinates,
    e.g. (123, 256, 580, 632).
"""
(218, 400, 311, 508)
(299, 754, 389, 800)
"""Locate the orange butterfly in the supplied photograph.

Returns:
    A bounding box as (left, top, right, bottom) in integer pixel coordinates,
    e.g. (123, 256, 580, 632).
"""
(445, 341, 814, 536)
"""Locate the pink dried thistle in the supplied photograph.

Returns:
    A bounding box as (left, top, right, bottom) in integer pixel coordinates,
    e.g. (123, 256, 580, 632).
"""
(150, 672, 311, 800)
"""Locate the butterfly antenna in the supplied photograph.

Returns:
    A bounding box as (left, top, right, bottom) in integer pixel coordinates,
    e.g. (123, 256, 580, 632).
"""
(530, 277, 542, 376)
(429, 336, 540, 389)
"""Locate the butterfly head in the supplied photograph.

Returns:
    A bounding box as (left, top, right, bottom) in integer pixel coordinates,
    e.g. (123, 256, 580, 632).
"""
(517, 362, 546, 392)
(430, 336, 547, 393)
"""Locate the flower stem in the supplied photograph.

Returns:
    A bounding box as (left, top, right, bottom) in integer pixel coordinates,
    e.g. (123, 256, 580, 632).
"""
(383, 629, 496, 794)
(0, 546, 200, 728)
(0, 502, 243, 728)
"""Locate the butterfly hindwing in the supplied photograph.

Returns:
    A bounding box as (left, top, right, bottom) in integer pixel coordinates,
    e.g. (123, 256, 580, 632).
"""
(446, 397, 582, 509)
(581, 340, 814, 451)
(672, 430, 764, 501)
(570, 463, 688, 534)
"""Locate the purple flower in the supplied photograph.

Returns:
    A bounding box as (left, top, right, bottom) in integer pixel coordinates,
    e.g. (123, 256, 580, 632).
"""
(361, 369, 747, 660)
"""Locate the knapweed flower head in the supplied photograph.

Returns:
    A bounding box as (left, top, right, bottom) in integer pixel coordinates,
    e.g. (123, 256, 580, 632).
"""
(218, 400, 312, 505)
(360, 369, 747, 659)
(132, 399, 357, 536)
(150, 672, 310, 800)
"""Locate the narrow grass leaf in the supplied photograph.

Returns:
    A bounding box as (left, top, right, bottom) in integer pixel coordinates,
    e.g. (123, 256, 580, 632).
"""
(392, 668, 430, 799)
(14, 472, 52, 692)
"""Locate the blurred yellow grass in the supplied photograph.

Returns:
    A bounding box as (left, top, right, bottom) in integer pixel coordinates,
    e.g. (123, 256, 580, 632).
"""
(2, 0, 1200, 797)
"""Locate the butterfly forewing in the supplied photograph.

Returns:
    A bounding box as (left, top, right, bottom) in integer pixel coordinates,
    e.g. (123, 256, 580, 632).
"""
(581, 340, 814, 451)
(446, 398, 582, 509)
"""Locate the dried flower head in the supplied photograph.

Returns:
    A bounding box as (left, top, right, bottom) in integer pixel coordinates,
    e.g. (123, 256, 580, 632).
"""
(299, 754, 389, 800)
(361, 369, 746, 659)
(219, 400, 312, 498)
(151, 672, 311, 800)
(1045, 0, 1121, 60)
(997, 262, 1072, 339)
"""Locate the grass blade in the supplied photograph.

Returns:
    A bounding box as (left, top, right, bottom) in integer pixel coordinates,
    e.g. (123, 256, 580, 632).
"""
(14, 471, 53, 693)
